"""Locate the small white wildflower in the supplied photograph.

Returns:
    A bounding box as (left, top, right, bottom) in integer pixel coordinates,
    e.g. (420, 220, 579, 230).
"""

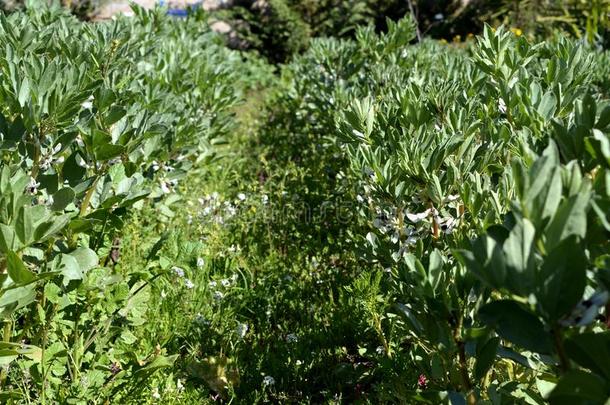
(160, 290, 167, 299)
(213, 291, 224, 301)
(221, 278, 231, 287)
(152, 387, 161, 399)
(75, 134, 85, 148)
(498, 98, 507, 114)
(184, 279, 195, 289)
(376, 346, 385, 355)
(81, 95, 94, 110)
(176, 379, 184, 392)
(261, 194, 269, 205)
(208, 280, 217, 288)
(262, 375, 275, 386)
(236, 322, 248, 338)
(26, 177, 40, 194)
(160, 181, 171, 194)
(197, 257, 205, 268)
(172, 266, 185, 278)
(434, 13, 444, 20)
(406, 209, 431, 223)
(237, 193, 246, 201)
(286, 333, 298, 343)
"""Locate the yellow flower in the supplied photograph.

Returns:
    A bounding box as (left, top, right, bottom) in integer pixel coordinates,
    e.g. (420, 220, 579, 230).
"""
(453, 35, 462, 43)
(439, 38, 448, 44)
(511, 27, 523, 36)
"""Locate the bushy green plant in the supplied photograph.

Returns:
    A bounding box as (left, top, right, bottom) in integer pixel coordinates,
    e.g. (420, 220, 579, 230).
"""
(0, 3, 249, 402)
(276, 16, 610, 403)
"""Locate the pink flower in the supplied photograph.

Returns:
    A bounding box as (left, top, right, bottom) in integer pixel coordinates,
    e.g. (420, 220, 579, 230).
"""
(417, 374, 428, 388)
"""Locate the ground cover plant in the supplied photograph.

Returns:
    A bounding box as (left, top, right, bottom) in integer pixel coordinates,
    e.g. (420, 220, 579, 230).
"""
(0, 1, 609, 404)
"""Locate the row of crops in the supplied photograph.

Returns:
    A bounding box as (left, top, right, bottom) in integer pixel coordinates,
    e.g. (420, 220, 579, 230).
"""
(0, 3, 609, 404)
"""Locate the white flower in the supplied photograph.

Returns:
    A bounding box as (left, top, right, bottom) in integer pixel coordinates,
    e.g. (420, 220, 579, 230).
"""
(435, 216, 457, 234)
(213, 291, 224, 301)
(26, 177, 40, 194)
(262, 375, 275, 386)
(434, 13, 444, 20)
(184, 279, 195, 289)
(152, 387, 161, 399)
(197, 257, 205, 268)
(261, 194, 269, 205)
(160, 181, 171, 194)
(75, 134, 85, 148)
(237, 193, 246, 201)
(356, 194, 365, 203)
(286, 333, 298, 343)
(221, 278, 231, 287)
(445, 194, 460, 202)
(176, 379, 184, 392)
(236, 322, 248, 338)
(208, 280, 217, 288)
(161, 290, 167, 299)
(376, 346, 385, 355)
(406, 209, 431, 223)
(81, 95, 94, 110)
(498, 98, 507, 114)
(172, 266, 185, 278)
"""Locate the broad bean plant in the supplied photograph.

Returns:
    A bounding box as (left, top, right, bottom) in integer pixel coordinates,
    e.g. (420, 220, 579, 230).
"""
(282, 17, 610, 404)
(0, 3, 245, 402)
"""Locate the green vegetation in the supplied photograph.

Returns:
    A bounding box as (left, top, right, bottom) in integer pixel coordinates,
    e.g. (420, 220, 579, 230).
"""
(0, 2, 609, 404)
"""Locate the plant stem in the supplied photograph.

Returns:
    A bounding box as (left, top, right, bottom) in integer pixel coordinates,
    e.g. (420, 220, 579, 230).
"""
(552, 325, 570, 373)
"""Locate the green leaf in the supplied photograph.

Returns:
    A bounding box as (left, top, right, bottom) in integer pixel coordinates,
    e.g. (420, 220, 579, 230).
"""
(536, 236, 586, 321)
(475, 337, 500, 380)
(18, 77, 29, 107)
(132, 354, 178, 380)
(0, 224, 20, 253)
(478, 300, 552, 353)
(53, 254, 83, 286)
(62, 152, 87, 186)
(69, 247, 98, 273)
(549, 370, 608, 405)
(503, 218, 536, 295)
(34, 214, 70, 242)
(6, 251, 35, 285)
(545, 185, 590, 251)
(15, 206, 33, 246)
(0, 285, 36, 318)
(564, 332, 610, 381)
(51, 187, 75, 211)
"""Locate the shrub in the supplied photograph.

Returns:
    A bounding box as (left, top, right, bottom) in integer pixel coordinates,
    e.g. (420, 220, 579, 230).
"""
(0, 4, 247, 402)
(276, 16, 610, 402)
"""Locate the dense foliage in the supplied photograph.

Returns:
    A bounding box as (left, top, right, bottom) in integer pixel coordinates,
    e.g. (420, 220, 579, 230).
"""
(0, 2, 609, 404)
